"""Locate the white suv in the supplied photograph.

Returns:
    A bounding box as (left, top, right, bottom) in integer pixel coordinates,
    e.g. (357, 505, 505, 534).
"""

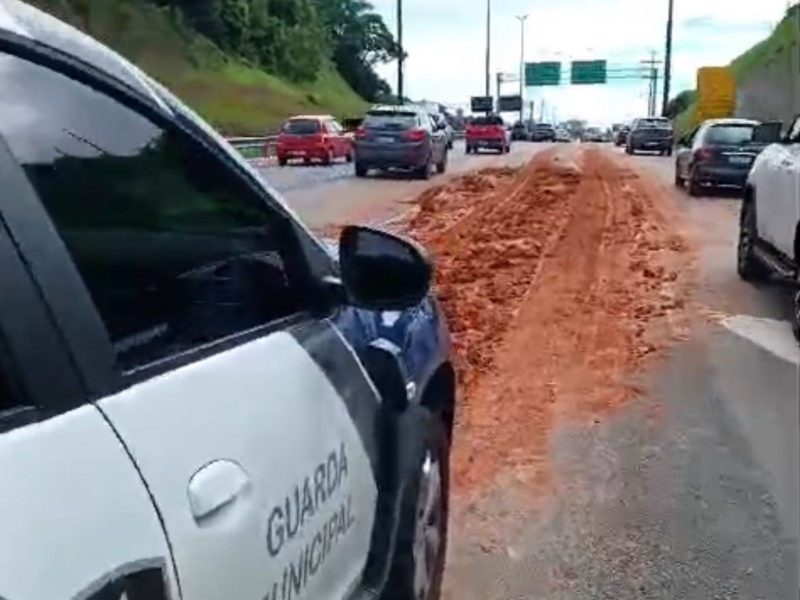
(737, 115, 800, 339)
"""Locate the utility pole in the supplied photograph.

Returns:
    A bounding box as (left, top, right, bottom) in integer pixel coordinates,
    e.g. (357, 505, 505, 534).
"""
(662, 0, 674, 115)
(397, 0, 404, 103)
(496, 72, 502, 107)
(516, 14, 528, 124)
(485, 0, 491, 99)
(641, 52, 661, 116)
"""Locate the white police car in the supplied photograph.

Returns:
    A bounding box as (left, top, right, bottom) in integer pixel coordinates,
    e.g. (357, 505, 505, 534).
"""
(0, 2, 455, 599)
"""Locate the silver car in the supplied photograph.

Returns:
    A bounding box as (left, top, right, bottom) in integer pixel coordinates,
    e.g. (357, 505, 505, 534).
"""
(354, 106, 449, 179)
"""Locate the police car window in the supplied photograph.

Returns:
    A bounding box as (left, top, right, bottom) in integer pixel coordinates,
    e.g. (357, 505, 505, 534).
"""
(0, 54, 302, 372)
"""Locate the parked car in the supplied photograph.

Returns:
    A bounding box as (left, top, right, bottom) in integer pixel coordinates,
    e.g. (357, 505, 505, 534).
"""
(354, 105, 449, 179)
(737, 116, 800, 340)
(0, 4, 456, 600)
(626, 117, 674, 155)
(277, 115, 353, 166)
(511, 121, 530, 141)
(675, 118, 775, 196)
(615, 125, 630, 146)
(431, 113, 455, 149)
(465, 115, 511, 153)
(531, 123, 556, 142)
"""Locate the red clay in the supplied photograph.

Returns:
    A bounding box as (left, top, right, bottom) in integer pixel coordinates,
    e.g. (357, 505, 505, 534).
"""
(399, 147, 695, 496)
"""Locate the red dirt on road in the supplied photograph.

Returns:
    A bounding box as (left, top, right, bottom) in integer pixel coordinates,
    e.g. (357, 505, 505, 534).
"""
(398, 147, 695, 496)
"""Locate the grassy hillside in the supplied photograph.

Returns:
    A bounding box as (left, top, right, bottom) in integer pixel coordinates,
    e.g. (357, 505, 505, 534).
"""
(675, 7, 799, 135)
(29, 0, 368, 135)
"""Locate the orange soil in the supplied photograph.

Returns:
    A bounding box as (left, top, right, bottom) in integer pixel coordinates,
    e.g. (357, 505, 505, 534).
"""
(399, 147, 695, 495)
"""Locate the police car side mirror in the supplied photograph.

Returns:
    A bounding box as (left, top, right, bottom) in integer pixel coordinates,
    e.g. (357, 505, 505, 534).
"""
(339, 226, 432, 310)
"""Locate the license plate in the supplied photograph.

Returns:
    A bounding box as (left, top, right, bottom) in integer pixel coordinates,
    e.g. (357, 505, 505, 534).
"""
(729, 156, 750, 165)
(376, 136, 395, 144)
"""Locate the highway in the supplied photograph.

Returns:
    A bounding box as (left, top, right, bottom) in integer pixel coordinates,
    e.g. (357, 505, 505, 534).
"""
(258, 142, 799, 599)
(257, 140, 549, 229)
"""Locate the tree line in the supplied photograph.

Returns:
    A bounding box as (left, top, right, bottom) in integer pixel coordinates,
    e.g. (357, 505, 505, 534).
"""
(150, 0, 400, 101)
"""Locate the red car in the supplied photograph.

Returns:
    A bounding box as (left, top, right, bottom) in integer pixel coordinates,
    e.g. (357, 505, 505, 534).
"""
(466, 115, 511, 154)
(276, 115, 353, 166)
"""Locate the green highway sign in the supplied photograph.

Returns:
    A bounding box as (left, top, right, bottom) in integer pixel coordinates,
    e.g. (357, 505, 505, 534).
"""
(525, 62, 561, 86)
(570, 60, 607, 84)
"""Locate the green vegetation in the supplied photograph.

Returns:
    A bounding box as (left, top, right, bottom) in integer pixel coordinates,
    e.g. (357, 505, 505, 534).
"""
(673, 8, 798, 135)
(28, 0, 399, 134)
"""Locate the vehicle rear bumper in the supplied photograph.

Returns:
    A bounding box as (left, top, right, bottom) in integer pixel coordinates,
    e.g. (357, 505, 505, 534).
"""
(629, 139, 672, 150)
(355, 142, 428, 168)
(695, 165, 750, 187)
(277, 146, 329, 160)
(467, 137, 506, 148)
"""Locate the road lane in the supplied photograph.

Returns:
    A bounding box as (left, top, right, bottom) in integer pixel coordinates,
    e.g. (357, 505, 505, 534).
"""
(257, 140, 552, 229)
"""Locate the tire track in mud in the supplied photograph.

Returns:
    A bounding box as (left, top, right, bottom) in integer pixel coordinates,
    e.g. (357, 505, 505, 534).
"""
(400, 147, 695, 502)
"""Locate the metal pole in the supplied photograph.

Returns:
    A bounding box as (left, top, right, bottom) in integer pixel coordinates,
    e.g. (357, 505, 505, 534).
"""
(516, 15, 528, 124)
(397, 0, 404, 103)
(662, 0, 674, 115)
(496, 72, 502, 109)
(485, 0, 491, 99)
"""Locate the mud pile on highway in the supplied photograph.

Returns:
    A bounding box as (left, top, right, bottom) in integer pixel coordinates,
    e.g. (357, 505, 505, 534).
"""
(400, 148, 694, 495)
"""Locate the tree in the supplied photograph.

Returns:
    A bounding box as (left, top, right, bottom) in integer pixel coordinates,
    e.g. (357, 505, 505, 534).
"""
(665, 89, 696, 119)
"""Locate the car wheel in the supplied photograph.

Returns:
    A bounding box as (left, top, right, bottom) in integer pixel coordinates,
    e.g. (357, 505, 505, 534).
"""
(323, 149, 334, 166)
(687, 169, 702, 197)
(465, 145, 472, 155)
(792, 288, 800, 343)
(625, 146, 633, 155)
(355, 161, 368, 178)
(666, 147, 673, 157)
(737, 199, 766, 281)
(383, 410, 449, 600)
(346, 150, 354, 163)
(416, 158, 432, 180)
(447, 141, 454, 150)
(436, 152, 448, 174)
(278, 157, 287, 167)
(674, 165, 683, 187)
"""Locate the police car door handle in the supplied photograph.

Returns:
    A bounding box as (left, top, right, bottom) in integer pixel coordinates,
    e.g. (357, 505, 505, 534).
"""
(188, 460, 251, 523)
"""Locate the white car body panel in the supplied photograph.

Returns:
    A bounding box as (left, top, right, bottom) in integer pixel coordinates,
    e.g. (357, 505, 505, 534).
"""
(98, 331, 378, 600)
(750, 142, 800, 258)
(0, 405, 176, 599)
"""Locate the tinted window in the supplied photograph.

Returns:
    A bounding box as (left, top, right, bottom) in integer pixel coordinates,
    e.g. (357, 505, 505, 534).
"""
(364, 111, 419, 129)
(472, 116, 504, 126)
(282, 119, 321, 135)
(0, 54, 302, 371)
(704, 124, 755, 146)
(635, 118, 671, 129)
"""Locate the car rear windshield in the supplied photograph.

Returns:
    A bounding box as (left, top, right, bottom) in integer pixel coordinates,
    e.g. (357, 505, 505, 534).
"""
(282, 119, 321, 134)
(705, 124, 755, 145)
(636, 118, 671, 129)
(472, 116, 504, 126)
(364, 111, 419, 129)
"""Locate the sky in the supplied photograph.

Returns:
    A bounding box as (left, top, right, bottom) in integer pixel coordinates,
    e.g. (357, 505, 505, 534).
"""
(370, 0, 791, 124)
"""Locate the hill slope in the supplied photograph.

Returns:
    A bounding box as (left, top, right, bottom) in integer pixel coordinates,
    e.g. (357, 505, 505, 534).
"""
(29, 0, 367, 135)
(675, 8, 798, 134)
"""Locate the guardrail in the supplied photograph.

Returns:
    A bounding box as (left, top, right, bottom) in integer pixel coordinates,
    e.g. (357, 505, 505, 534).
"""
(227, 135, 277, 161)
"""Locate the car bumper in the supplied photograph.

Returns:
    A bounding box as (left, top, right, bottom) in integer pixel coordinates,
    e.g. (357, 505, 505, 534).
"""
(355, 143, 428, 168)
(695, 165, 750, 187)
(467, 138, 506, 148)
(278, 147, 329, 160)
(629, 139, 672, 150)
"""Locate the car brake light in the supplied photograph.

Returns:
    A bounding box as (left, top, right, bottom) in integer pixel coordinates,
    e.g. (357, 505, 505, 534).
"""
(694, 148, 714, 162)
(403, 129, 427, 142)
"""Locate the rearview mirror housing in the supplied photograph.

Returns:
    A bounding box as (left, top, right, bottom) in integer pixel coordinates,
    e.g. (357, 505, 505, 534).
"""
(339, 226, 432, 311)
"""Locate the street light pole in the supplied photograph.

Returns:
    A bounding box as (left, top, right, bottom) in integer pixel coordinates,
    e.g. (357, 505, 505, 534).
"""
(662, 0, 674, 115)
(397, 0, 404, 103)
(485, 0, 491, 100)
(516, 14, 528, 123)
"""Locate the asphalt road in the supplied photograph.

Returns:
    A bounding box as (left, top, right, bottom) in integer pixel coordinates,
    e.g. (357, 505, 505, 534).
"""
(257, 140, 551, 229)
(444, 145, 799, 599)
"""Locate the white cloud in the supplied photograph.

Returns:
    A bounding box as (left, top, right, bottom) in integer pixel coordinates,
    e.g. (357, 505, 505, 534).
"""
(371, 0, 788, 124)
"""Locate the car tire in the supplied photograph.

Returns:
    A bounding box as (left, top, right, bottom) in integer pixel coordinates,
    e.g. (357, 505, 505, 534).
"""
(355, 162, 368, 178)
(737, 199, 766, 281)
(278, 157, 287, 167)
(687, 169, 702, 197)
(436, 152, 448, 174)
(625, 146, 633, 155)
(792, 288, 800, 343)
(346, 151, 354, 163)
(665, 147, 673, 157)
(416, 159, 432, 180)
(323, 149, 334, 166)
(466, 145, 472, 155)
(674, 165, 683, 187)
(383, 410, 449, 600)
(447, 141, 454, 150)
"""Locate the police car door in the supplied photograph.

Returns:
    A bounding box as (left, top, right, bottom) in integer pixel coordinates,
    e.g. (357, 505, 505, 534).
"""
(0, 49, 380, 600)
